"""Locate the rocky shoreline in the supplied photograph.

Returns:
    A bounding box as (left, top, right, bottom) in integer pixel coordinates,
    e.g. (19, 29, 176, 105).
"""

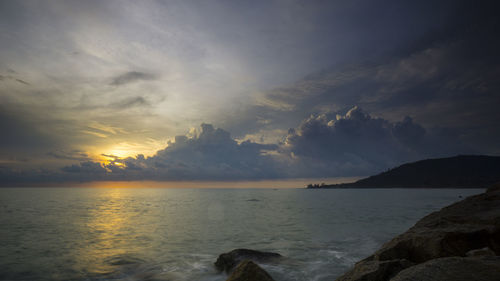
(335, 183, 500, 281)
(216, 183, 500, 281)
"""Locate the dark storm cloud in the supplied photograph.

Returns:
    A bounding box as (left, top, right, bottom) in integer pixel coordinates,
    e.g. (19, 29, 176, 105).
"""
(110, 71, 157, 86)
(281, 106, 473, 177)
(244, 5, 500, 153)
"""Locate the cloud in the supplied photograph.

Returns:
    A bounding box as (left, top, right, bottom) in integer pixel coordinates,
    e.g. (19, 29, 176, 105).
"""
(219, 0, 499, 153)
(242, 30, 500, 154)
(110, 71, 157, 86)
(73, 96, 152, 111)
(15, 78, 30, 85)
(392, 116, 426, 147)
(280, 106, 473, 177)
(0, 0, 498, 184)
(61, 161, 107, 174)
(46, 123, 281, 182)
(0, 106, 478, 185)
(47, 150, 91, 161)
(0, 73, 30, 85)
(109, 96, 150, 109)
(135, 123, 280, 180)
(0, 108, 57, 152)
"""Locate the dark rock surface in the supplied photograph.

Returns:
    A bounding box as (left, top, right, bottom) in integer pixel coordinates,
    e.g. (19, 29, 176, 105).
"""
(466, 247, 496, 257)
(390, 256, 500, 281)
(215, 249, 282, 273)
(225, 260, 275, 281)
(335, 259, 414, 281)
(335, 182, 500, 281)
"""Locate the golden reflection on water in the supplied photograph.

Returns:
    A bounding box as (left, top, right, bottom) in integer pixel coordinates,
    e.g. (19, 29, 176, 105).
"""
(74, 188, 143, 276)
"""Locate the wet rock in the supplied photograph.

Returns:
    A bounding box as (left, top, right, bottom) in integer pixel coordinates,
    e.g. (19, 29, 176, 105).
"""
(335, 259, 413, 281)
(466, 247, 496, 257)
(226, 260, 275, 281)
(390, 256, 500, 281)
(371, 186, 500, 263)
(215, 249, 282, 273)
(336, 184, 500, 281)
(487, 182, 500, 193)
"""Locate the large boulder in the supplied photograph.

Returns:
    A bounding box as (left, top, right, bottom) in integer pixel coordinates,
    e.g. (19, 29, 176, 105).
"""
(215, 249, 282, 273)
(371, 186, 500, 263)
(226, 260, 275, 281)
(390, 256, 500, 281)
(335, 259, 413, 281)
(336, 184, 500, 281)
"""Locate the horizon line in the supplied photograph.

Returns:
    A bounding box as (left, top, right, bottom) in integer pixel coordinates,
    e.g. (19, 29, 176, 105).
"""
(0, 177, 361, 189)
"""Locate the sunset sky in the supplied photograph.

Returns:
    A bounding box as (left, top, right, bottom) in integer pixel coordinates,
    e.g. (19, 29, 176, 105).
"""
(1, 0, 499, 186)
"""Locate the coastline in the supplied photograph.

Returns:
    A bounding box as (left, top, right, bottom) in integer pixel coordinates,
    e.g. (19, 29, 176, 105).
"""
(334, 183, 500, 281)
(307, 155, 500, 189)
(306, 186, 488, 189)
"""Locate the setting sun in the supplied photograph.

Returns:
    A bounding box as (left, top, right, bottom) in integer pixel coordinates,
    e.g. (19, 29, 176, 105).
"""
(98, 140, 167, 163)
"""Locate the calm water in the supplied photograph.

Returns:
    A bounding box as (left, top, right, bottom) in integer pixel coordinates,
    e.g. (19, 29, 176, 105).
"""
(0, 188, 482, 281)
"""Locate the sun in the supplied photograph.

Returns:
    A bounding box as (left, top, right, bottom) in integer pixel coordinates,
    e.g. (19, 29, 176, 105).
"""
(107, 148, 132, 159)
(96, 140, 166, 164)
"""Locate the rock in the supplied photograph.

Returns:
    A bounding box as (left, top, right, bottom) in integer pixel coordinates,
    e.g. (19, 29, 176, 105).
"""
(487, 182, 500, 193)
(390, 256, 500, 281)
(466, 247, 496, 257)
(336, 185, 500, 281)
(226, 260, 275, 281)
(371, 187, 500, 263)
(335, 259, 413, 281)
(215, 249, 282, 273)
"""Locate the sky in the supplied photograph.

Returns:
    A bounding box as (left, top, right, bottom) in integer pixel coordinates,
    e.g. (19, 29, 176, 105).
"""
(0, 0, 499, 186)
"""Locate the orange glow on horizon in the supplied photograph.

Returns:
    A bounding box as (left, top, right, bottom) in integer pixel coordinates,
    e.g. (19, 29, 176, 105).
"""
(55, 177, 361, 188)
(93, 140, 168, 165)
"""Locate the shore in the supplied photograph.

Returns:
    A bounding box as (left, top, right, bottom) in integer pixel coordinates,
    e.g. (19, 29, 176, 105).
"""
(334, 183, 500, 281)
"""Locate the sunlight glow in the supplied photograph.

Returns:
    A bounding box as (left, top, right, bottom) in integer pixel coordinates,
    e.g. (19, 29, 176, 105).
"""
(97, 140, 167, 164)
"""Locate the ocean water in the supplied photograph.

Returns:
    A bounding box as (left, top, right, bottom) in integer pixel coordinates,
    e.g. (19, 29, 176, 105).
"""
(0, 187, 483, 281)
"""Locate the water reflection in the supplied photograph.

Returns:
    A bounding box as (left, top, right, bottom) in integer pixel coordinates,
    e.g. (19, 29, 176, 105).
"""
(1, 188, 483, 281)
(74, 188, 150, 278)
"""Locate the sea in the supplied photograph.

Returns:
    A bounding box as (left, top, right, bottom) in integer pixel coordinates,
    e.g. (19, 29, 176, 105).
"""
(0, 187, 483, 281)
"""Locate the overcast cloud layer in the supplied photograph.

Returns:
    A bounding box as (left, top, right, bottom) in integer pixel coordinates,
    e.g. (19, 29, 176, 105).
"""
(0, 0, 499, 184)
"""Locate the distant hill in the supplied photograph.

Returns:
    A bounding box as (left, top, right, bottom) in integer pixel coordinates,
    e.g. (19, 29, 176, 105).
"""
(308, 155, 500, 189)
